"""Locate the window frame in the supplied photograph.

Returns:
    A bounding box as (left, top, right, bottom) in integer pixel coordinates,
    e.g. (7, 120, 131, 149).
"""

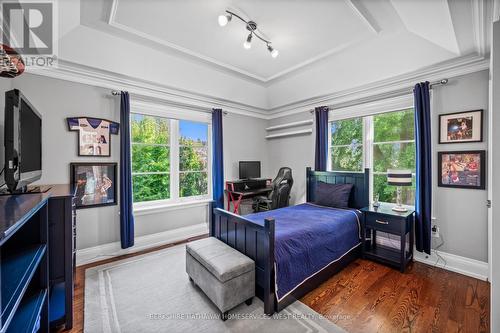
(130, 103, 212, 211)
(327, 94, 415, 205)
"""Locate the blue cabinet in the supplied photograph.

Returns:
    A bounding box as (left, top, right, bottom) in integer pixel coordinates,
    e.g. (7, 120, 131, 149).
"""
(0, 193, 50, 333)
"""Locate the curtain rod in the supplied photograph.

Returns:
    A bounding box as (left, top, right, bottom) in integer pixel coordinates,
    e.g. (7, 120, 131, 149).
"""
(309, 78, 448, 114)
(110, 91, 228, 115)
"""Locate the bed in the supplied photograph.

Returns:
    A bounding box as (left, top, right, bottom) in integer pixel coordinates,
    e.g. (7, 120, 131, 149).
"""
(209, 167, 369, 315)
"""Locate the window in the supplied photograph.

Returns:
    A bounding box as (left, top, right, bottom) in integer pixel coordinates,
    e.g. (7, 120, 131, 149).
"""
(179, 120, 209, 197)
(330, 108, 416, 205)
(372, 109, 415, 205)
(131, 114, 170, 202)
(131, 113, 210, 205)
(330, 118, 363, 172)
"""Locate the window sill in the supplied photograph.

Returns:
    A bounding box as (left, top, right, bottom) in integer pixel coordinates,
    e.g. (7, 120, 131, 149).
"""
(133, 198, 213, 216)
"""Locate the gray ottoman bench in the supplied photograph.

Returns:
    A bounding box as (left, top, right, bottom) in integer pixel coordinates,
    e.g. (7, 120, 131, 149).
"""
(186, 237, 255, 320)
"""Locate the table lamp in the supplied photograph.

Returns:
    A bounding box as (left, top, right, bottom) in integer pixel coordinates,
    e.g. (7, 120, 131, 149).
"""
(387, 169, 412, 212)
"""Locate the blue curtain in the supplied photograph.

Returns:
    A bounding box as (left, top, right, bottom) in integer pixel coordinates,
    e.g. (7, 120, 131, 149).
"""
(119, 91, 135, 249)
(314, 106, 329, 171)
(212, 109, 224, 209)
(414, 82, 432, 254)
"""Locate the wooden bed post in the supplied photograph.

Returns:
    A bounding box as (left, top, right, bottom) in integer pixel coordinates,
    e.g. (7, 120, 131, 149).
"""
(263, 217, 275, 315)
(306, 167, 312, 202)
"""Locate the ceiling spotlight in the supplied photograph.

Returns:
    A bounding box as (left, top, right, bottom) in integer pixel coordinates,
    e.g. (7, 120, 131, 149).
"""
(218, 13, 232, 27)
(267, 44, 279, 58)
(243, 33, 252, 49)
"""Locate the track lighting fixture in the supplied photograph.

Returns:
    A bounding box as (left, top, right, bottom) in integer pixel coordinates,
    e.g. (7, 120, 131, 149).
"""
(243, 33, 252, 49)
(267, 44, 279, 58)
(218, 13, 232, 27)
(218, 9, 278, 58)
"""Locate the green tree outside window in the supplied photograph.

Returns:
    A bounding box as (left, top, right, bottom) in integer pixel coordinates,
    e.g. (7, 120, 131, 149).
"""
(330, 109, 416, 206)
(131, 115, 209, 203)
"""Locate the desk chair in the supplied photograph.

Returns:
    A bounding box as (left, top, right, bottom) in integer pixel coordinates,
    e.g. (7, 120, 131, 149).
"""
(252, 167, 293, 212)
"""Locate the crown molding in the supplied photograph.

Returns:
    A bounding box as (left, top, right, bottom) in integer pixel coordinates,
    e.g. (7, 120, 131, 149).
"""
(267, 53, 490, 119)
(346, 0, 381, 34)
(472, 0, 489, 57)
(26, 59, 269, 119)
(494, 0, 500, 21)
(24, 53, 489, 121)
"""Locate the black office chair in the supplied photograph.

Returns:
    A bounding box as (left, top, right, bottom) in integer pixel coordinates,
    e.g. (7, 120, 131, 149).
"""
(252, 167, 293, 212)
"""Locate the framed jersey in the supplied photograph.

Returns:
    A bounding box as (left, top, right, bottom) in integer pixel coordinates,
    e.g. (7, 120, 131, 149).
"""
(67, 117, 119, 156)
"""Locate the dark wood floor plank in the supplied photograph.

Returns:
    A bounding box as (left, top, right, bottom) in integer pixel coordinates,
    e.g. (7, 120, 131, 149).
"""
(348, 269, 409, 332)
(302, 259, 490, 333)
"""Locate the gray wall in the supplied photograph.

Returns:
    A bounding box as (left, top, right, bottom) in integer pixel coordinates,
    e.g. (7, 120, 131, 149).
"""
(267, 112, 315, 204)
(490, 19, 500, 333)
(266, 70, 489, 262)
(0, 74, 269, 250)
(0, 69, 489, 263)
(431, 70, 489, 261)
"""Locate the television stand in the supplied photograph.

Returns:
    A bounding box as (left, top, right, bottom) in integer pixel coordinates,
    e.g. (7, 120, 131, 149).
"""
(0, 185, 52, 196)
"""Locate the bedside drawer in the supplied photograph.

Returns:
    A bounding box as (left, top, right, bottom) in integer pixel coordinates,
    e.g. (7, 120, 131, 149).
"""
(364, 213, 402, 233)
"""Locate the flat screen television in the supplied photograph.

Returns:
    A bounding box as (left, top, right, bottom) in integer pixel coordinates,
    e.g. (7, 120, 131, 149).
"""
(239, 161, 261, 179)
(4, 89, 42, 193)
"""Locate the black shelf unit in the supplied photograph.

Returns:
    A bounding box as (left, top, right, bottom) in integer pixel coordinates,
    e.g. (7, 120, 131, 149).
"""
(47, 185, 76, 331)
(0, 193, 50, 333)
(361, 204, 415, 273)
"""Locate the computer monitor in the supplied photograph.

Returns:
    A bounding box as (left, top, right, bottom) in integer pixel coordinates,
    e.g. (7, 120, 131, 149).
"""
(239, 161, 261, 179)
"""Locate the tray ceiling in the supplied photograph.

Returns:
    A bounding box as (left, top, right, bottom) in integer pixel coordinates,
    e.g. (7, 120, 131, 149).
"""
(85, 0, 484, 84)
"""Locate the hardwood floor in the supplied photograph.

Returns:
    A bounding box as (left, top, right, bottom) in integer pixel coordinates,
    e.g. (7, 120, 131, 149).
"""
(67, 240, 490, 333)
(301, 259, 490, 333)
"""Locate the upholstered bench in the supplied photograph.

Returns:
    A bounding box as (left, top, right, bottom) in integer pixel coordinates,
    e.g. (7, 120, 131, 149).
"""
(186, 237, 255, 320)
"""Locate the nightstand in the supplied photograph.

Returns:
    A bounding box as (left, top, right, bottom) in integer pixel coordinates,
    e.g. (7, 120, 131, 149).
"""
(361, 204, 415, 272)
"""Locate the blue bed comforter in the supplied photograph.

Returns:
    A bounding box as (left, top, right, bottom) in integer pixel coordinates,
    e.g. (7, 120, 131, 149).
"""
(245, 203, 361, 301)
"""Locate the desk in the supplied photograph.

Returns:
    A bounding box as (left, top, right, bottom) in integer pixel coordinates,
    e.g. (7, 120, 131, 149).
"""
(225, 187, 272, 214)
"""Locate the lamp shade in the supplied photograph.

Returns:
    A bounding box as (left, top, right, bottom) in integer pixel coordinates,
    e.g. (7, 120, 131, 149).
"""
(387, 169, 412, 186)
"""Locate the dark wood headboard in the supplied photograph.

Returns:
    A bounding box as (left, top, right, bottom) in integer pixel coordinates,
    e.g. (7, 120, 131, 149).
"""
(306, 168, 369, 209)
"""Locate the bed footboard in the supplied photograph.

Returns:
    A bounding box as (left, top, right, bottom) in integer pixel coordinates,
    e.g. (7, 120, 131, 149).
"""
(209, 202, 276, 315)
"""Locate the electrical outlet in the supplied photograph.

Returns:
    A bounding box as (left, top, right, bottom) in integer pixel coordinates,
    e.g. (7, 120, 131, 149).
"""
(431, 224, 440, 238)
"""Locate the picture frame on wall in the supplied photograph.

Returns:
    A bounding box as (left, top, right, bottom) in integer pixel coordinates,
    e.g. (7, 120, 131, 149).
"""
(438, 150, 485, 190)
(70, 162, 117, 209)
(438, 110, 483, 144)
(67, 117, 119, 157)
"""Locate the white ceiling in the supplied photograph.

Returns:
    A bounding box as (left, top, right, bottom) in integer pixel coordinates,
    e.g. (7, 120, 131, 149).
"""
(109, 0, 377, 81)
(73, 0, 489, 85)
(47, 0, 492, 113)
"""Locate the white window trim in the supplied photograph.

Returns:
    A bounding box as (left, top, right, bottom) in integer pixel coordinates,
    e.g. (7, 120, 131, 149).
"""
(328, 94, 413, 121)
(328, 95, 414, 205)
(133, 198, 213, 217)
(130, 106, 212, 212)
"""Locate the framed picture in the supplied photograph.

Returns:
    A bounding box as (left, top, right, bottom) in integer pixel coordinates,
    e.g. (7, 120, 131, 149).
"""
(67, 117, 119, 157)
(438, 151, 485, 190)
(439, 110, 483, 144)
(70, 162, 117, 209)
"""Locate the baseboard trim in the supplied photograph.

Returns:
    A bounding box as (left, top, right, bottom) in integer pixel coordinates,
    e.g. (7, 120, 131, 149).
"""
(376, 236, 489, 281)
(76, 223, 208, 266)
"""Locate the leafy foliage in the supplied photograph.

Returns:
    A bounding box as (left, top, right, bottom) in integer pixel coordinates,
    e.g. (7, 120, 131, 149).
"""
(131, 115, 208, 202)
(331, 118, 363, 171)
(331, 109, 416, 205)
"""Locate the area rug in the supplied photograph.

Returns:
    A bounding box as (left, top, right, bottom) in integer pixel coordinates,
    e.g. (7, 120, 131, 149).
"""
(84, 243, 346, 333)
